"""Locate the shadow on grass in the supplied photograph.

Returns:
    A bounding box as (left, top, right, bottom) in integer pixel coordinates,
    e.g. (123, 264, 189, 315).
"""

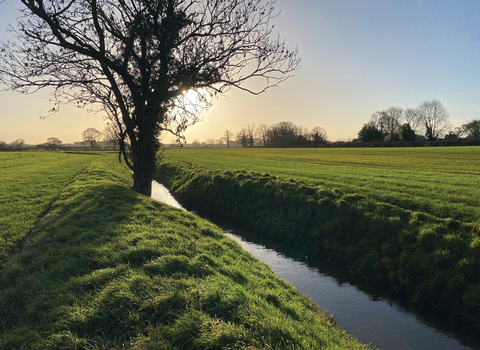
(0, 182, 143, 343)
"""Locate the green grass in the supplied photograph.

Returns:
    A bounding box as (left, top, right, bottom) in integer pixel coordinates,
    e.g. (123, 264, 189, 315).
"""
(0, 151, 99, 262)
(0, 154, 369, 349)
(162, 147, 480, 223)
(156, 153, 480, 331)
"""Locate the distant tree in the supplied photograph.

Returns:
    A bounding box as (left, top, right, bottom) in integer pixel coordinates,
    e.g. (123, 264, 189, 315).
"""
(205, 139, 216, 146)
(103, 124, 119, 150)
(82, 128, 102, 149)
(444, 132, 459, 141)
(418, 100, 449, 141)
(246, 124, 256, 147)
(399, 123, 416, 142)
(223, 130, 234, 148)
(358, 123, 383, 142)
(403, 108, 423, 135)
(237, 129, 249, 148)
(296, 125, 309, 139)
(369, 111, 387, 136)
(257, 124, 270, 146)
(462, 120, 480, 140)
(46, 137, 62, 150)
(310, 126, 328, 144)
(445, 126, 465, 140)
(269, 121, 298, 147)
(382, 107, 403, 141)
(10, 139, 25, 148)
(0, 141, 6, 149)
(367, 108, 402, 141)
(191, 139, 200, 147)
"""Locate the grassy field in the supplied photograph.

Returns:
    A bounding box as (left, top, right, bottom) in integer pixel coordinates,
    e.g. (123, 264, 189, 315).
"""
(162, 147, 480, 223)
(0, 152, 99, 262)
(0, 153, 369, 349)
(156, 147, 480, 330)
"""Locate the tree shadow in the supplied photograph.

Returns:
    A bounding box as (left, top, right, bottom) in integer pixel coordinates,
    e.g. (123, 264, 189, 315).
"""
(0, 182, 142, 340)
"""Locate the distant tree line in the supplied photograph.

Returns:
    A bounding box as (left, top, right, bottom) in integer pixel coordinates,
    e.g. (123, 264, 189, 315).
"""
(0, 139, 26, 150)
(357, 99, 480, 143)
(0, 126, 121, 151)
(234, 122, 328, 148)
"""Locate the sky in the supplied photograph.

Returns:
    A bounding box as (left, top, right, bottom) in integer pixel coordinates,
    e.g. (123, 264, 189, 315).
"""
(1, 0, 480, 144)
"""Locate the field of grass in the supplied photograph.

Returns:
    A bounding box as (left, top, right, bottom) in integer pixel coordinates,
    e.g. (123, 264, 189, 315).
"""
(156, 148, 480, 330)
(0, 152, 99, 262)
(0, 153, 369, 349)
(162, 147, 480, 223)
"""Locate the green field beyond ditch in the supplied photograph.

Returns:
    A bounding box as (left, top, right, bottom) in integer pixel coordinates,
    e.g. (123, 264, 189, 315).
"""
(157, 146, 480, 330)
(162, 147, 480, 223)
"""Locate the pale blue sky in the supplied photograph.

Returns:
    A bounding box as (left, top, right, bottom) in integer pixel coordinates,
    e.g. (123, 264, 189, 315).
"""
(1, 0, 480, 144)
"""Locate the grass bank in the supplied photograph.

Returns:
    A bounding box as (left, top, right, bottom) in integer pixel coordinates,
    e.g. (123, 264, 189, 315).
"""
(163, 147, 480, 223)
(0, 151, 98, 262)
(156, 156, 480, 331)
(0, 155, 369, 349)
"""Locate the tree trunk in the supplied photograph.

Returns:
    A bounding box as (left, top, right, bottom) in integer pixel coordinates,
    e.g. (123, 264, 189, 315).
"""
(131, 118, 159, 197)
(133, 170, 153, 197)
(132, 147, 155, 196)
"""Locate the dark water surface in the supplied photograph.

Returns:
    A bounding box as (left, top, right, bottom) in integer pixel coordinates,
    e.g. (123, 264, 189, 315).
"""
(151, 181, 480, 350)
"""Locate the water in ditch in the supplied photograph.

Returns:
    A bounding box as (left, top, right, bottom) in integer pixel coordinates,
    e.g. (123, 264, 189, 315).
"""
(151, 181, 480, 350)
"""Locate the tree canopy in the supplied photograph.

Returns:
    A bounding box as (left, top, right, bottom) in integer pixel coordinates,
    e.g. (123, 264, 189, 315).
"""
(358, 100, 450, 143)
(46, 137, 62, 150)
(358, 123, 384, 143)
(418, 99, 449, 141)
(82, 128, 102, 149)
(0, 0, 300, 196)
(461, 120, 480, 141)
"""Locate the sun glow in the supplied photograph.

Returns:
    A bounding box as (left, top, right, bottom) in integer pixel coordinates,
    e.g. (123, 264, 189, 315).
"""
(182, 88, 200, 102)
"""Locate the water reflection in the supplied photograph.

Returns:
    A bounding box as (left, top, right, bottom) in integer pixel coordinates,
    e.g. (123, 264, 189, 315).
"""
(151, 181, 480, 350)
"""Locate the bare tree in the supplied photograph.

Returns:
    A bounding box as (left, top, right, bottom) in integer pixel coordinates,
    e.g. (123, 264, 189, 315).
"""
(257, 124, 270, 146)
(246, 124, 256, 147)
(223, 130, 233, 148)
(0, 0, 300, 196)
(103, 124, 119, 150)
(10, 139, 25, 148)
(296, 125, 310, 143)
(236, 128, 249, 148)
(418, 100, 449, 141)
(403, 108, 423, 135)
(367, 108, 402, 141)
(82, 128, 102, 149)
(269, 121, 298, 147)
(382, 107, 403, 141)
(369, 111, 387, 137)
(310, 126, 328, 144)
(205, 138, 215, 147)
